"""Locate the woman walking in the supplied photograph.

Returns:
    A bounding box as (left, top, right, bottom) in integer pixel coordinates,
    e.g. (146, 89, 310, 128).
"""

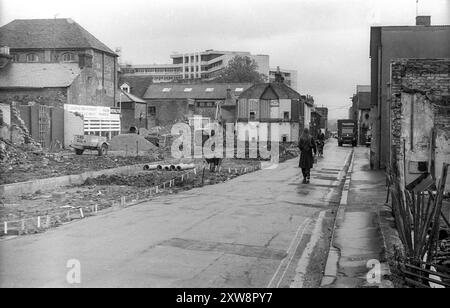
(298, 128, 317, 184)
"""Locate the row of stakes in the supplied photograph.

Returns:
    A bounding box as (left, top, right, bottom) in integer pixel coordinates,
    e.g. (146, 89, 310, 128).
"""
(2, 163, 261, 235)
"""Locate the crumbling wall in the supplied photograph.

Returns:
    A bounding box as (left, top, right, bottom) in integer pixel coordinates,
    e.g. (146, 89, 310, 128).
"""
(390, 58, 450, 187)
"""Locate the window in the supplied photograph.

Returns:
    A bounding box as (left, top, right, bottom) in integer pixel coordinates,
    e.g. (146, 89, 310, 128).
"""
(26, 53, 39, 62)
(62, 53, 75, 62)
(147, 106, 156, 116)
(184, 88, 192, 92)
(284, 112, 290, 121)
(11, 54, 19, 62)
(249, 112, 256, 121)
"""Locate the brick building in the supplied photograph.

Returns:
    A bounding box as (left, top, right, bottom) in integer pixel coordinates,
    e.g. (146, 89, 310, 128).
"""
(369, 16, 450, 169)
(351, 85, 371, 145)
(143, 83, 253, 127)
(0, 18, 118, 108)
(236, 82, 307, 143)
(0, 18, 120, 146)
(390, 58, 450, 189)
(315, 107, 328, 132)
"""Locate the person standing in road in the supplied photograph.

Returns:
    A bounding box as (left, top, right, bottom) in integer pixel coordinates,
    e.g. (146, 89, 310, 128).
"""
(316, 130, 325, 157)
(298, 128, 317, 184)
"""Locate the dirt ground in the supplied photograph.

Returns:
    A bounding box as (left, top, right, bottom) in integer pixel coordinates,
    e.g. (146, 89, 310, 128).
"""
(0, 159, 260, 235)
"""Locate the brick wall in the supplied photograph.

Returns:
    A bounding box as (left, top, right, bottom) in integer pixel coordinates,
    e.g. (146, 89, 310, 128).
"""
(0, 88, 68, 107)
(390, 58, 450, 178)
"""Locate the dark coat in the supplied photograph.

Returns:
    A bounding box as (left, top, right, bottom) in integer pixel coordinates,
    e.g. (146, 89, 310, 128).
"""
(298, 135, 316, 169)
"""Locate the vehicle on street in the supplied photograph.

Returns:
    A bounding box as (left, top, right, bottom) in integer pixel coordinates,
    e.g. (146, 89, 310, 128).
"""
(337, 119, 357, 147)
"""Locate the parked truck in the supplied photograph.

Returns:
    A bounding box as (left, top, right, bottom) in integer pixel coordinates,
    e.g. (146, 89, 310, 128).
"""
(71, 134, 109, 156)
(337, 119, 357, 147)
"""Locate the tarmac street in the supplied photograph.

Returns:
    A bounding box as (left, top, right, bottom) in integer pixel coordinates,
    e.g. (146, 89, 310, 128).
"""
(0, 140, 353, 288)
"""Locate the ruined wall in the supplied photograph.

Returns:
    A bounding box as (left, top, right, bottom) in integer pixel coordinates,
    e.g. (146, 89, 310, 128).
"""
(0, 88, 68, 107)
(391, 58, 450, 187)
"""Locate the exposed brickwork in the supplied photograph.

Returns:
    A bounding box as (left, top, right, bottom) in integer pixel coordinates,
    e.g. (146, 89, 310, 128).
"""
(390, 58, 450, 164)
(0, 88, 68, 107)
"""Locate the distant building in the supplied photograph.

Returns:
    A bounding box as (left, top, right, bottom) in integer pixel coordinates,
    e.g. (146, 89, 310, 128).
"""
(143, 83, 253, 126)
(236, 78, 310, 143)
(121, 50, 270, 82)
(351, 85, 371, 145)
(315, 107, 328, 131)
(369, 16, 450, 169)
(269, 67, 298, 91)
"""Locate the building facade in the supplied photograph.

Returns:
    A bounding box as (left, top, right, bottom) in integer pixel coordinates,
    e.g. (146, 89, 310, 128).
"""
(121, 50, 269, 82)
(369, 17, 450, 169)
(0, 18, 120, 146)
(143, 83, 253, 126)
(351, 85, 371, 145)
(315, 107, 328, 132)
(236, 82, 310, 143)
(390, 58, 450, 189)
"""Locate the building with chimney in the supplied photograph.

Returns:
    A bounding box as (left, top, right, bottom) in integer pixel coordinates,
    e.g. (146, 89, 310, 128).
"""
(236, 71, 311, 143)
(0, 18, 120, 146)
(143, 83, 253, 126)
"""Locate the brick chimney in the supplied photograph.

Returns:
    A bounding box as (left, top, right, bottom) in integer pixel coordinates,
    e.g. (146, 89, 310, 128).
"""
(274, 66, 285, 84)
(416, 15, 431, 26)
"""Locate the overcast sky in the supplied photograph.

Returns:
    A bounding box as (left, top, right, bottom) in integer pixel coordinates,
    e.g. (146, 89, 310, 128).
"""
(1, 0, 449, 119)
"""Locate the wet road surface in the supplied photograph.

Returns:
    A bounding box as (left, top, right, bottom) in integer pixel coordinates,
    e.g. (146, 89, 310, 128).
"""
(0, 141, 352, 287)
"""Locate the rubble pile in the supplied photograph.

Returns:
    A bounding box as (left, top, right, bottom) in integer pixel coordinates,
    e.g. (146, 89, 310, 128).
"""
(0, 151, 163, 185)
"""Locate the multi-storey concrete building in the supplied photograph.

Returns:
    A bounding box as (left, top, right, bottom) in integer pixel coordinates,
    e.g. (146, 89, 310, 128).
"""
(121, 50, 270, 82)
(269, 67, 298, 91)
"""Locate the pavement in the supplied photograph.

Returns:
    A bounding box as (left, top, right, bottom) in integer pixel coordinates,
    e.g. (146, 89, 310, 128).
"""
(0, 140, 352, 288)
(321, 146, 394, 288)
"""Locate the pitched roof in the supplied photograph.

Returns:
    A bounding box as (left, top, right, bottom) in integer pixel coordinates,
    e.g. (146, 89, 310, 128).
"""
(0, 18, 116, 56)
(143, 83, 254, 100)
(0, 63, 80, 88)
(119, 75, 154, 98)
(239, 82, 302, 100)
(119, 90, 146, 104)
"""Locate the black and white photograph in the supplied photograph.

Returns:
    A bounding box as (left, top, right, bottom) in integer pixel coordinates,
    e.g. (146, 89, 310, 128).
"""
(0, 0, 449, 292)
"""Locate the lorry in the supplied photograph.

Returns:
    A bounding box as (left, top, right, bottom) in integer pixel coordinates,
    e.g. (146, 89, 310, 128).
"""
(337, 119, 357, 147)
(71, 134, 109, 156)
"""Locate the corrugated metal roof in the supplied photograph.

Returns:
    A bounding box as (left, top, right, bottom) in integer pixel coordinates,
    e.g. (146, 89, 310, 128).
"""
(0, 18, 116, 56)
(0, 63, 81, 88)
(143, 83, 253, 100)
